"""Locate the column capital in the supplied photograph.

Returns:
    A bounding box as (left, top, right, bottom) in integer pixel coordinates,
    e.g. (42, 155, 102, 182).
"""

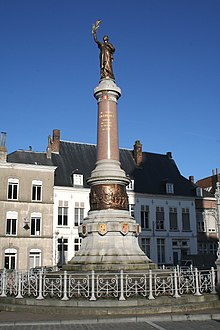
(94, 79, 121, 103)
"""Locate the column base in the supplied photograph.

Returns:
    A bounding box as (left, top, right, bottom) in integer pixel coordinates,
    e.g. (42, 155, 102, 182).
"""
(63, 210, 156, 271)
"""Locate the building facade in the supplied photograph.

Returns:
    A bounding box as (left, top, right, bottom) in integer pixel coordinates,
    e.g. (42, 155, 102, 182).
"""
(2, 129, 204, 269)
(194, 171, 219, 265)
(0, 133, 56, 270)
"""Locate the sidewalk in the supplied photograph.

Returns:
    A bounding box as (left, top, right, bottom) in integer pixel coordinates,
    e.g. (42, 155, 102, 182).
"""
(0, 307, 220, 326)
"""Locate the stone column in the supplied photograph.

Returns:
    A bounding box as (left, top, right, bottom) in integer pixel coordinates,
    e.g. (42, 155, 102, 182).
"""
(65, 79, 156, 271)
(87, 79, 129, 212)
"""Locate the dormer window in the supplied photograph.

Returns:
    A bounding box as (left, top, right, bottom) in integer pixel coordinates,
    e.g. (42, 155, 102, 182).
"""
(127, 179, 134, 191)
(196, 187, 203, 197)
(71, 169, 83, 187)
(166, 183, 174, 194)
(74, 174, 83, 186)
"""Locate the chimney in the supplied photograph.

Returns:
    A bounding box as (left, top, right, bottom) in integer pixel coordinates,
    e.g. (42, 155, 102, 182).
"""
(133, 140, 142, 166)
(189, 176, 194, 183)
(51, 129, 60, 153)
(166, 152, 172, 159)
(0, 132, 7, 162)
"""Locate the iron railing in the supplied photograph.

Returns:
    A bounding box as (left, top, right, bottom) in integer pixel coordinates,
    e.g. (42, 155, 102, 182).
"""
(0, 267, 217, 301)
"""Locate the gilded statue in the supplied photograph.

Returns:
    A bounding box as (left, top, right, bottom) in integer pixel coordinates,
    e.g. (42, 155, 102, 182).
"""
(92, 20, 115, 80)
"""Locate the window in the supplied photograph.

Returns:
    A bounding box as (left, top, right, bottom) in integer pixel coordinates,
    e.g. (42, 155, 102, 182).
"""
(196, 187, 203, 197)
(156, 207, 164, 230)
(141, 205, 149, 229)
(32, 180, 42, 201)
(29, 249, 41, 268)
(74, 202, 84, 226)
(127, 179, 134, 190)
(198, 242, 218, 255)
(209, 242, 218, 255)
(129, 204, 135, 217)
(58, 201, 68, 226)
(197, 221, 205, 232)
(58, 238, 68, 252)
(196, 211, 205, 232)
(166, 183, 174, 194)
(6, 212, 17, 235)
(182, 208, 190, 231)
(71, 170, 83, 186)
(74, 237, 82, 253)
(157, 238, 165, 264)
(198, 243, 206, 254)
(30, 217, 41, 236)
(73, 174, 83, 186)
(4, 248, 17, 269)
(141, 237, 150, 257)
(8, 178, 19, 200)
(169, 207, 178, 230)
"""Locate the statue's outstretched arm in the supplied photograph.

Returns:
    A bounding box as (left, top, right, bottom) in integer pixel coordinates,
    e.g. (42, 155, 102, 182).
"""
(93, 32, 100, 45)
(92, 20, 102, 46)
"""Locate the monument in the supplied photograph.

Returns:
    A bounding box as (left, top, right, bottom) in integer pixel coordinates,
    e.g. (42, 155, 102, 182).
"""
(65, 21, 155, 271)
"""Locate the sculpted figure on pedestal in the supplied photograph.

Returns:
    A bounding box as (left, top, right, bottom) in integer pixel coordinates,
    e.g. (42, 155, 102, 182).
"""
(92, 20, 115, 80)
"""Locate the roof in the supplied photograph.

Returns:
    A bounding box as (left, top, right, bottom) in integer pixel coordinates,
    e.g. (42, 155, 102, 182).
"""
(7, 140, 199, 197)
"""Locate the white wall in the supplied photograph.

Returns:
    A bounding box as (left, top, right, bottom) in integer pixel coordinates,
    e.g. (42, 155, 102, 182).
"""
(53, 186, 197, 267)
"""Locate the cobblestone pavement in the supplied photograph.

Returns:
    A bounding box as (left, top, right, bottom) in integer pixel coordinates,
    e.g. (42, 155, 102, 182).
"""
(0, 320, 220, 330)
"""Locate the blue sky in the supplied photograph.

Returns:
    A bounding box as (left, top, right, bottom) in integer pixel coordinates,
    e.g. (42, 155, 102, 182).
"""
(0, 0, 219, 182)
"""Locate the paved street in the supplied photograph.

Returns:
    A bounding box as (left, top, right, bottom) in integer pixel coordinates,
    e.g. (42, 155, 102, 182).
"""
(1, 308, 220, 330)
(0, 320, 220, 330)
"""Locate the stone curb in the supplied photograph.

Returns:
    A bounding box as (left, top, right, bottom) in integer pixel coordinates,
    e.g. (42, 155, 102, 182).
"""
(0, 312, 220, 326)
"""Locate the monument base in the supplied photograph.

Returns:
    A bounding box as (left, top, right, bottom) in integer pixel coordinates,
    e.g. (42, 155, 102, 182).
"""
(64, 209, 156, 271)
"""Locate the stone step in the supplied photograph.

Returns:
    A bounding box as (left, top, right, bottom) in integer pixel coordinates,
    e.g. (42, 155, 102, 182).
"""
(0, 294, 219, 318)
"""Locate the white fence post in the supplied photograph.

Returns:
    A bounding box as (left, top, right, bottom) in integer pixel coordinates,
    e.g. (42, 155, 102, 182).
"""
(211, 267, 217, 294)
(148, 270, 155, 300)
(61, 271, 69, 301)
(36, 270, 44, 300)
(119, 270, 125, 301)
(173, 268, 181, 298)
(89, 270, 96, 301)
(15, 272, 23, 299)
(0, 269, 7, 297)
(194, 268, 202, 296)
(176, 265, 180, 277)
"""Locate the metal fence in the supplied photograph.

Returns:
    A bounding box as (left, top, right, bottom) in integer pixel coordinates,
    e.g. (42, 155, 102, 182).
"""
(0, 267, 217, 301)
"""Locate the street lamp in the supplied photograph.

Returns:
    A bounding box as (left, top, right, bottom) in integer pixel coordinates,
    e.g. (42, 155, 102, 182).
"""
(54, 230, 59, 267)
(57, 236, 66, 268)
